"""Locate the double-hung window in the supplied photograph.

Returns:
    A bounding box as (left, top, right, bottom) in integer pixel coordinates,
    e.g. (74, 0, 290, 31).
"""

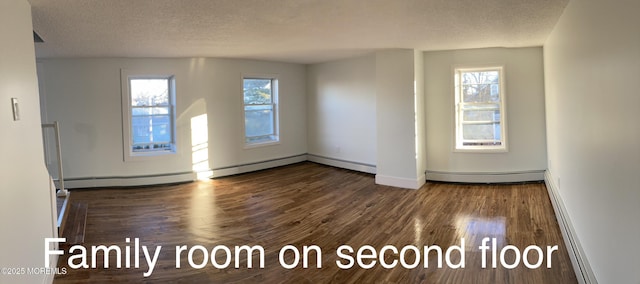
(454, 66, 507, 151)
(122, 71, 176, 159)
(243, 77, 279, 146)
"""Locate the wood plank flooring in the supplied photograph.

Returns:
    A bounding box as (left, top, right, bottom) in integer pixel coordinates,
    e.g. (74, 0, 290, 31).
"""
(54, 162, 576, 283)
(60, 201, 88, 245)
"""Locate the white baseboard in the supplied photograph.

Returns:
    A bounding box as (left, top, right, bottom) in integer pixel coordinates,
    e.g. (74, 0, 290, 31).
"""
(544, 170, 597, 284)
(375, 174, 425, 189)
(426, 170, 544, 183)
(60, 172, 195, 188)
(211, 154, 307, 178)
(307, 154, 376, 174)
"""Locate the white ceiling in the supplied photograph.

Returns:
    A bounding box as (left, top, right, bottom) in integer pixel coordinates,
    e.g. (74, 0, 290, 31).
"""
(28, 0, 569, 64)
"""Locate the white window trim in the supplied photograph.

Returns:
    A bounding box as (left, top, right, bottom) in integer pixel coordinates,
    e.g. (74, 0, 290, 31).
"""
(453, 65, 508, 153)
(242, 74, 280, 149)
(121, 69, 177, 162)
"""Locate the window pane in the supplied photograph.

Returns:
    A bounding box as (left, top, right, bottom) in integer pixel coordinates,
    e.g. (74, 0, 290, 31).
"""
(462, 84, 499, 103)
(243, 79, 272, 105)
(130, 79, 169, 106)
(463, 110, 500, 122)
(132, 107, 150, 116)
(151, 116, 171, 143)
(131, 115, 171, 145)
(461, 71, 499, 85)
(463, 123, 501, 141)
(132, 116, 151, 144)
(151, 107, 169, 115)
(461, 70, 500, 103)
(245, 107, 274, 137)
(491, 83, 500, 98)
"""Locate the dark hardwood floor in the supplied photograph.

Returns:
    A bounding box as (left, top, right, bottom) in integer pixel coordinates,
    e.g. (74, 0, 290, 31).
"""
(54, 162, 576, 283)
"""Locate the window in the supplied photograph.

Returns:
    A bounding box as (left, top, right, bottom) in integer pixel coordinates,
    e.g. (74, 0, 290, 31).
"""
(243, 77, 279, 146)
(454, 67, 507, 151)
(121, 71, 176, 159)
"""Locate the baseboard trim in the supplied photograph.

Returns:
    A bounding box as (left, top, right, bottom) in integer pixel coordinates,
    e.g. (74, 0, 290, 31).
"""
(307, 154, 376, 174)
(211, 154, 308, 178)
(544, 170, 597, 284)
(375, 174, 425, 189)
(426, 170, 544, 183)
(61, 172, 195, 189)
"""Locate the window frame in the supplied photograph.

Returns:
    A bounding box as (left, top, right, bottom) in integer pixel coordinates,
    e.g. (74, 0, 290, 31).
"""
(453, 66, 508, 152)
(242, 75, 280, 148)
(121, 69, 177, 161)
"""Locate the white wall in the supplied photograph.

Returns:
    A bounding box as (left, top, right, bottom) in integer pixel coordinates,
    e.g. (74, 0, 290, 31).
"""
(424, 47, 547, 182)
(306, 54, 377, 171)
(0, 0, 57, 283)
(37, 58, 307, 186)
(544, 0, 640, 282)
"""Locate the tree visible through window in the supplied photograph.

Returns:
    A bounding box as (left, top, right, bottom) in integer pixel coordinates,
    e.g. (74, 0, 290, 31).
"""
(243, 78, 278, 145)
(454, 67, 506, 151)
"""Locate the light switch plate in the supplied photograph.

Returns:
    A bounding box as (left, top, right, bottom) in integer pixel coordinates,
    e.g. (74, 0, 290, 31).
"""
(11, 98, 20, 121)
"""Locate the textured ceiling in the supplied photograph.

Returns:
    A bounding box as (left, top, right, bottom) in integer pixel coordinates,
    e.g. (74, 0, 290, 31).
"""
(28, 0, 569, 64)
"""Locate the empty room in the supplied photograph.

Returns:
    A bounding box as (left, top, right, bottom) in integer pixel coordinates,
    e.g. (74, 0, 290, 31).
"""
(1, 0, 638, 283)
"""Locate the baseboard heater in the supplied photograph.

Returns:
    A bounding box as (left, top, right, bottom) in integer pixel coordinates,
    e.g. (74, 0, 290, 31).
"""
(426, 170, 545, 183)
(306, 154, 376, 174)
(210, 154, 308, 178)
(62, 171, 195, 189)
(544, 171, 597, 284)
